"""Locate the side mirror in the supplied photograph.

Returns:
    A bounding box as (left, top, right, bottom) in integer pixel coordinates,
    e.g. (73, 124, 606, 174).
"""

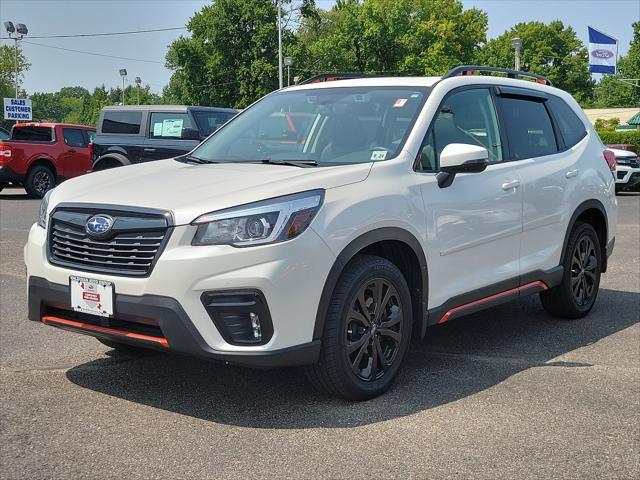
(181, 127, 201, 141)
(437, 143, 488, 188)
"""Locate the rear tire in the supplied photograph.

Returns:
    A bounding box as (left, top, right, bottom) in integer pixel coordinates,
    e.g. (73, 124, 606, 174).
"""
(540, 222, 602, 319)
(305, 255, 413, 400)
(24, 165, 55, 198)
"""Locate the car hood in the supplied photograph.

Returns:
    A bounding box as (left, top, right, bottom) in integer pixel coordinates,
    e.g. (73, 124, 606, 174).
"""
(608, 147, 637, 159)
(48, 159, 372, 225)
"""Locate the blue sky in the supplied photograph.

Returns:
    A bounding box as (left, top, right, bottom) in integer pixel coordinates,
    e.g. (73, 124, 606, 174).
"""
(1, 0, 638, 95)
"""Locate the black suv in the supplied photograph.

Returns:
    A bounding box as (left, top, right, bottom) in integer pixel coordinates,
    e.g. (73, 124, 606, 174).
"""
(91, 105, 237, 170)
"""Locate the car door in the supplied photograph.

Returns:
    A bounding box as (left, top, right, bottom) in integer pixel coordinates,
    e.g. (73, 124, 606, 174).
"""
(59, 127, 91, 178)
(416, 87, 523, 308)
(144, 111, 199, 161)
(496, 91, 581, 276)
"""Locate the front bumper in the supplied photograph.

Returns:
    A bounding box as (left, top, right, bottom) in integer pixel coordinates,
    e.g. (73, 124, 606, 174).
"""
(25, 219, 336, 361)
(28, 276, 321, 368)
(615, 165, 640, 188)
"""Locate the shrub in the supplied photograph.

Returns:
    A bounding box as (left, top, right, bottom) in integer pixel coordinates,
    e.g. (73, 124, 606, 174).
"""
(596, 129, 640, 152)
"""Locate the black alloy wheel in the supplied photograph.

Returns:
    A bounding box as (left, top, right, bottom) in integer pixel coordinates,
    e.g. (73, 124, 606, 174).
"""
(570, 235, 598, 307)
(24, 165, 55, 198)
(346, 278, 403, 382)
(305, 255, 412, 400)
(540, 222, 602, 319)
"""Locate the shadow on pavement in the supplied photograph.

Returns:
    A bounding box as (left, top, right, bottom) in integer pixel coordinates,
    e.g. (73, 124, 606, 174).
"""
(66, 288, 638, 428)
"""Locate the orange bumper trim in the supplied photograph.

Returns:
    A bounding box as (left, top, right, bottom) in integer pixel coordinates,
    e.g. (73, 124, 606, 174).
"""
(41, 315, 169, 348)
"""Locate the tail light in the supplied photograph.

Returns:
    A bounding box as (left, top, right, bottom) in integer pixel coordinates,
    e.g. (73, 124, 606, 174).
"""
(0, 145, 11, 164)
(603, 150, 616, 174)
(87, 142, 93, 167)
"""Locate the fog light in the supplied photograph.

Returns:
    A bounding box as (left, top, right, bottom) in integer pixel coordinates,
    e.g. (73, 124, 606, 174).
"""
(250, 312, 262, 340)
(201, 290, 273, 345)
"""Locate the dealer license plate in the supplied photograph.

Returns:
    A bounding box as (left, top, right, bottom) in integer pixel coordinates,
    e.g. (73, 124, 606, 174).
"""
(70, 276, 114, 317)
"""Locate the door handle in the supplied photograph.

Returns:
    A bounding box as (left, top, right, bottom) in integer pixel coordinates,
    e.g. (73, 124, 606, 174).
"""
(501, 179, 520, 191)
(565, 168, 579, 178)
(68, 149, 76, 153)
(143, 148, 156, 152)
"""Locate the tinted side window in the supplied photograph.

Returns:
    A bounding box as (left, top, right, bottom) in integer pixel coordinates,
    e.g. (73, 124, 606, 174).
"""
(547, 96, 586, 148)
(63, 128, 87, 147)
(417, 88, 502, 171)
(149, 112, 193, 138)
(11, 126, 53, 142)
(83, 130, 96, 144)
(193, 111, 236, 136)
(498, 97, 557, 160)
(102, 111, 142, 134)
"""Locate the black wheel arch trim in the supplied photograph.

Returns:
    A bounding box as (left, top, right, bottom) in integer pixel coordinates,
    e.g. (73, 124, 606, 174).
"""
(94, 152, 130, 169)
(560, 199, 609, 273)
(313, 227, 429, 341)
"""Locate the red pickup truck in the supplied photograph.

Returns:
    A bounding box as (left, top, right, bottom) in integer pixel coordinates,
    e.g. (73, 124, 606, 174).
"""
(0, 123, 96, 198)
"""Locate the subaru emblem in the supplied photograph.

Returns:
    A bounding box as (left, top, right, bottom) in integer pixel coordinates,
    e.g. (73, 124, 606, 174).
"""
(85, 215, 114, 237)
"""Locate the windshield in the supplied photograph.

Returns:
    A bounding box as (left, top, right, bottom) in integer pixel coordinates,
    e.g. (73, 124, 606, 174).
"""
(191, 86, 429, 165)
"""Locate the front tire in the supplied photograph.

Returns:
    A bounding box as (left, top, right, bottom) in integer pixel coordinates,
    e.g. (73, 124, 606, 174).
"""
(24, 165, 55, 198)
(305, 255, 413, 400)
(540, 222, 602, 318)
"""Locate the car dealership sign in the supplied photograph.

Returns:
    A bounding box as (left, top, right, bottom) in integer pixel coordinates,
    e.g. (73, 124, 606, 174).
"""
(4, 98, 32, 121)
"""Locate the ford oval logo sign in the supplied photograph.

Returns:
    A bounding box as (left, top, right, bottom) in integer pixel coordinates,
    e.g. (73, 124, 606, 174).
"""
(86, 215, 114, 237)
(591, 49, 614, 59)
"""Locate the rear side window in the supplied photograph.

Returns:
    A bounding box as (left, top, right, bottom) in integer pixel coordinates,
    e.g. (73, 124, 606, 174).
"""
(547, 96, 587, 148)
(498, 97, 557, 160)
(102, 111, 142, 134)
(62, 128, 87, 147)
(149, 112, 193, 139)
(11, 126, 53, 142)
(193, 111, 236, 136)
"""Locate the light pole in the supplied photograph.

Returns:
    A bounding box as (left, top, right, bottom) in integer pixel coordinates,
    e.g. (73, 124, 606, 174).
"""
(4, 21, 28, 98)
(511, 37, 522, 71)
(119, 69, 127, 105)
(277, 1, 283, 89)
(135, 76, 141, 105)
(284, 57, 293, 86)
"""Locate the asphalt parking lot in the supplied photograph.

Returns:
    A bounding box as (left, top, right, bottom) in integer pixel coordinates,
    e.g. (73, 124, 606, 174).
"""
(1, 188, 638, 479)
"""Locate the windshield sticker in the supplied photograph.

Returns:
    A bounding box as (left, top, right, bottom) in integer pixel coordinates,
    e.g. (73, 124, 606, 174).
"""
(371, 150, 388, 161)
(162, 118, 183, 137)
(393, 98, 408, 108)
(153, 122, 163, 136)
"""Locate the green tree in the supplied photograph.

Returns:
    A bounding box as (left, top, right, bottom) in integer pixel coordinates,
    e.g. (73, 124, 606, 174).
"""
(0, 44, 30, 99)
(292, 0, 486, 76)
(475, 21, 594, 104)
(594, 21, 640, 107)
(165, 0, 280, 108)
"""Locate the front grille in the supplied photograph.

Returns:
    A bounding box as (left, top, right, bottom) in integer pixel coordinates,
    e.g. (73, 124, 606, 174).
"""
(48, 205, 171, 276)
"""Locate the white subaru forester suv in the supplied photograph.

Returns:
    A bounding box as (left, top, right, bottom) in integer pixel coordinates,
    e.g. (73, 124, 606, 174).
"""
(25, 66, 617, 400)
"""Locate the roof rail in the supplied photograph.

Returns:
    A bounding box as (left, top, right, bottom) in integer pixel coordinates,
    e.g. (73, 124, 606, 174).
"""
(299, 72, 379, 85)
(443, 65, 553, 86)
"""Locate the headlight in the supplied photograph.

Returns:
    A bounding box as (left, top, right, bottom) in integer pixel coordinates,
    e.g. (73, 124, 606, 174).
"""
(192, 190, 324, 246)
(37, 189, 53, 229)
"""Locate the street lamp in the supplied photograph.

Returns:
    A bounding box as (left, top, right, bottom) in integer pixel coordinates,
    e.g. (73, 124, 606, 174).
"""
(277, 0, 283, 89)
(135, 76, 142, 105)
(4, 21, 28, 98)
(284, 57, 293, 86)
(119, 68, 127, 105)
(511, 37, 522, 71)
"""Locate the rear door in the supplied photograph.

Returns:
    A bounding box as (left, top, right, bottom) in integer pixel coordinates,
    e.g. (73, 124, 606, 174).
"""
(416, 87, 523, 308)
(143, 111, 198, 161)
(499, 92, 586, 275)
(59, 127, 91, 177)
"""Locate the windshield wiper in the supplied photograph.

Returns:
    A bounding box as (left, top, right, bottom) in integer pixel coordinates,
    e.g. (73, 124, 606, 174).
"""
(260, 159, 318, 168)
(175, 154, 217, 165)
